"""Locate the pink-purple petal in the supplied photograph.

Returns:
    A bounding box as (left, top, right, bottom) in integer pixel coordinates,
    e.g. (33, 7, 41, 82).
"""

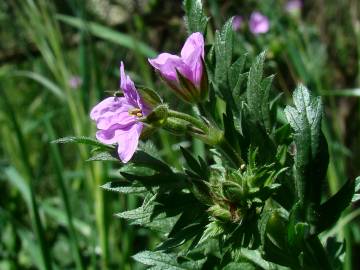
(120, 61, 140, 107)
(90, 97, 127, 121)
(180, 32, 204, 62)
(148, 32, 205, 97)
(96, 111, 136, 130)
(116, 123, 143, 163)
(95, 124, 124, 144)
(148, 53, 190, 82)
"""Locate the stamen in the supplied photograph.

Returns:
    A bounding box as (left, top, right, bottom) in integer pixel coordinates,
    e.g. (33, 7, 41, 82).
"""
(128, 108, 143, 117)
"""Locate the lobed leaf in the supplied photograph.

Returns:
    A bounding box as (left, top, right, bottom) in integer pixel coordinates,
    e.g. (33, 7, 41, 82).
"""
(316, 177, 358, 233)
(133, 251, 205, 270)
(131, 150, 173, 174)
(214, 18, 234, 107)
(246, 52, 272, 132)
(284, 85, 328, 221)
(52, 136, 114, 149)
(183, 0, 208, 34)
(228, 54, 247, 94)
(87, 151, 119, 162)
(101, 181, 147, 194)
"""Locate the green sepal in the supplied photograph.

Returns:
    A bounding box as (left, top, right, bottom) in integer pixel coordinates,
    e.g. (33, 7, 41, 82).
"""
(176, 69, 201, 103)
(137, 85, 163, 107)
(163, 117, 190, 135)
(143, 104, 168, 127)
(208, 204, 232, 222)
(199, 57, 209, 101)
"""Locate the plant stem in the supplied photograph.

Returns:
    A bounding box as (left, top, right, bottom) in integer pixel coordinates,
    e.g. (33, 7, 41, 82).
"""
(168, 109, 209, 132)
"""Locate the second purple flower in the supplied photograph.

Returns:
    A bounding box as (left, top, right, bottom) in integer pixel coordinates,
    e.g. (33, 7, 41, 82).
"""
(148, 32, 207, 103)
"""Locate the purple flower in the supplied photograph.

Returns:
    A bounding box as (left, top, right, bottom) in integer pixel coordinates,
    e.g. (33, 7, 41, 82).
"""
(285, 0, 302, 13)
(90, 62, 150, 163)
(249, 12, 270, 35)
(232, 16, 244, 31)
(148, 32, 207, 103)
(69, 76, 82, 89)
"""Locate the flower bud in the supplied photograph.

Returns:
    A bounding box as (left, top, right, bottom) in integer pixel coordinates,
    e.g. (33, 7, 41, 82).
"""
(208, 204, 232, 222)
(136, 86, 163, 107)
(143, 104, 168, 127)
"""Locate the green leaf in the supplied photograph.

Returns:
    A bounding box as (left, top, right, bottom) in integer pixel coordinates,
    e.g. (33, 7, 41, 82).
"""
(260, 209, 298, 268)
(57, 14, 156, 57)
(120, 172, 186, 190)
(87, 151, 119, 162)
(214, 18, 234, 106)
(353, 177, 360, 203)
(183, 0, 208, 34)
(284, 85, 328, 221)
(316, 178, 356, 232)
(133, 251, 204, 270)
(198, 221, 224, 245)
(11, 71, 65, 101)
(157, 222, 204, 250)
(3, 167, 31, 207)
(52, 136, 114, 149)
(116, 195, 157, 226)
(101, 181, 147, 194)
(131, 150, 173, 174)
(223, 106, 241, 157)
(228, 54, 247, 92)
(223, 262, 256, 270)
(180, 147, 207, 178)
(246, 52, 272, 132)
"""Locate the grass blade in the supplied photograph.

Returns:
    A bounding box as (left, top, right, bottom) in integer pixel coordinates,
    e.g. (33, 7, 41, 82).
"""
(57, 14, 157, 58)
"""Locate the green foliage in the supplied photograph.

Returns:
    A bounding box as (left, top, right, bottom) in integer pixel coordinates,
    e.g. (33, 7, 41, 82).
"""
(2, 0, 360, 269)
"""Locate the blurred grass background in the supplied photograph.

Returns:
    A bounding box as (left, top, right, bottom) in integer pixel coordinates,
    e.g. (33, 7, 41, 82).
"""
(0, 0, 360, 269)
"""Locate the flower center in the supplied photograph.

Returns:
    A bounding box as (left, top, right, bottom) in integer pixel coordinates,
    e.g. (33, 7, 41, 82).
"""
(128, 108, 143, 118)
